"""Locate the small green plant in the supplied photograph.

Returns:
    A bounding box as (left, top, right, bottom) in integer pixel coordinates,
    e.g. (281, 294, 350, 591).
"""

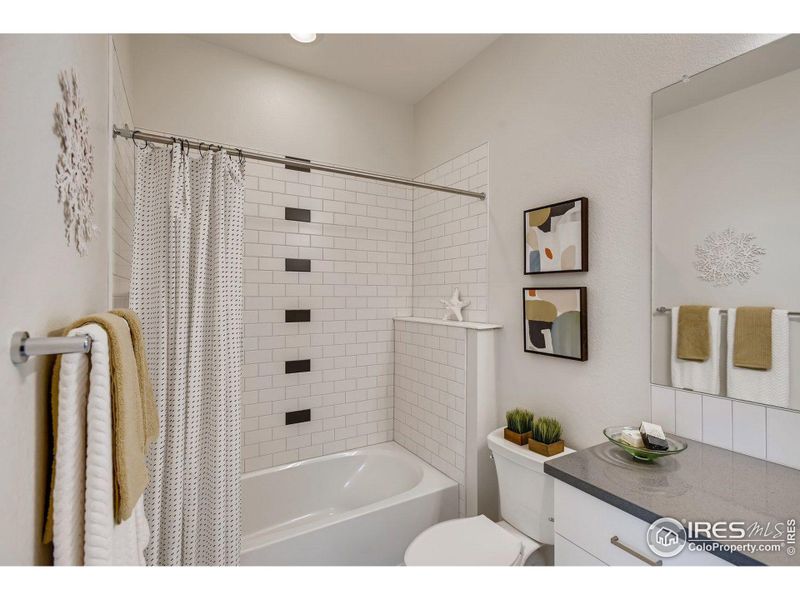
(505, 408, 534, 434)
(533, 417, 562, 444)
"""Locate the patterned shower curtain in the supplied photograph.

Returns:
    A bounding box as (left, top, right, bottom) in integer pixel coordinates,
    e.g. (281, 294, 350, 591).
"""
(131, 143, 244, 566)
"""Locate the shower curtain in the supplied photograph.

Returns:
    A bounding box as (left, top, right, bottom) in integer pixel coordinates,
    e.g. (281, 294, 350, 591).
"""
(131, 143, 245, 566)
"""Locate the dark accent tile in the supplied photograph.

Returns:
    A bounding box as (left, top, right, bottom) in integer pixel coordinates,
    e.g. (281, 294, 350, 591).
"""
(285, 409, 311, 425)
(285, 359, 311, 374)
(285, 309, 311, 323)
(285, 258, 311, 272)
(285, 155, 311, 173)
(285, 207, 311, 223)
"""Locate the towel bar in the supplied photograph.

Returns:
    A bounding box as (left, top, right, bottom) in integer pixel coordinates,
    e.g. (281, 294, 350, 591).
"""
(655, 306, 799, 317)
(9, 331, 92, 365)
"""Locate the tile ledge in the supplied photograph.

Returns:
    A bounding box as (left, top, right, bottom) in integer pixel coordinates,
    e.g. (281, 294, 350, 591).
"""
(393, 316, 502, 330)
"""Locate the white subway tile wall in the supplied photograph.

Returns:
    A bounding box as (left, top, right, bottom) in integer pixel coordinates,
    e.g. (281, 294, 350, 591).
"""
(111, 43, 134, 308)
(650, 385, 676, 433)
(394, 319, 467, 516)
(766, 408, 800, 470)
(674, 389, 703, 441)
(241, 161, 413, 472)
(413, 143, 489, 323)
(651, 384, 800, 465)
(701, 395, 733, 450)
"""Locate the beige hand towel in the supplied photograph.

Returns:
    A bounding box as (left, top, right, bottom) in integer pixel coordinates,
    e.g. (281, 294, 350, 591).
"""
(45, 312, 157, 543)
(111, 309, 159, 447)
(733, 306, 773, 370)
(676, 305, 711, 361)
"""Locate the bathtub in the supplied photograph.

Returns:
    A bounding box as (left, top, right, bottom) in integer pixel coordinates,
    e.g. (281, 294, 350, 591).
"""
(240, 442, 458, 565)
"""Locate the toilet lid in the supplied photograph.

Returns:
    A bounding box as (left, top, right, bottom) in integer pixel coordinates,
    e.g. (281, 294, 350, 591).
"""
(404, 515, 523, 566)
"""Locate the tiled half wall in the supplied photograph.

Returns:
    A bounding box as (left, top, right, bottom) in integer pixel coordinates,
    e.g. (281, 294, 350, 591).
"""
(394, 318, 468, 515)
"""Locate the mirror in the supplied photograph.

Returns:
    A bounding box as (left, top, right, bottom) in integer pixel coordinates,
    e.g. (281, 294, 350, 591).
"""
(651, 35, 800, 411)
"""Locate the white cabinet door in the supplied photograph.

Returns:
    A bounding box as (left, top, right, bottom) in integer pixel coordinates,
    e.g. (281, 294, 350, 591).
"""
(554, 481, 730, 566)
(555, 534, 606, 566)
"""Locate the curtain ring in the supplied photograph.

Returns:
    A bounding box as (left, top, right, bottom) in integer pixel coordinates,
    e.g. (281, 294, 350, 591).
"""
(131, 130, 148, 150)
(198, 142, 207, 158)
(183, 139, 191, 157)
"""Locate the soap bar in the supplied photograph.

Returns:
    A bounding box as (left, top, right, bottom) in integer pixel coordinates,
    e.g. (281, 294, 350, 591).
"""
(639, 421, 669, 451)
(620, 429, 645, 448)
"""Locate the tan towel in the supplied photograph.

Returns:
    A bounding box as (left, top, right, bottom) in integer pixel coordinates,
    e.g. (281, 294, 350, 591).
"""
(42, 350, 64, 544)
(733, 306, 773, 370)
(677, 305, 711, 361)
(111, 309, 159, 447)
(45, 312, 158, 543)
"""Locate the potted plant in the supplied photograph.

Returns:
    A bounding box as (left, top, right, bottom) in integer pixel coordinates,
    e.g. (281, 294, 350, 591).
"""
(504, 408, 534, 445)
(528, 416, 565, 456)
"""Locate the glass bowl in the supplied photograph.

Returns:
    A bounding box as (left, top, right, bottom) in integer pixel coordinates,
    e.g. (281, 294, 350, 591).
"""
(603, 426, 688, 462)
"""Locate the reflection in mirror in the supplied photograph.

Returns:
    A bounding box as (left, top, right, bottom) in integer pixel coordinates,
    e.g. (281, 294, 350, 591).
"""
(651, 35, 800, 411)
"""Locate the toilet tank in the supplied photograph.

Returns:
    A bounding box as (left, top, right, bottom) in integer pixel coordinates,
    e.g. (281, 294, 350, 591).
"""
(486, 427, 573, 545)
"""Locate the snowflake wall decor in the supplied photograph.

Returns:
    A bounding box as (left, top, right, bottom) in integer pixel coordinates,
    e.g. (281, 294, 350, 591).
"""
(693, 228, 766, 287)
(54, 69, 96, 256)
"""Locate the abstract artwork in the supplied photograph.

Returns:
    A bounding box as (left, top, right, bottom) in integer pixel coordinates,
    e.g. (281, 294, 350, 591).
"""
(694, 228, 766, 287)
(523, 287, 587, 361)
(524, 197, 588, 274)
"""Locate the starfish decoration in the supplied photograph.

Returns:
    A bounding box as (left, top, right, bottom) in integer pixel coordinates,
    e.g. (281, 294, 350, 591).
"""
(440, 288, 470, 322)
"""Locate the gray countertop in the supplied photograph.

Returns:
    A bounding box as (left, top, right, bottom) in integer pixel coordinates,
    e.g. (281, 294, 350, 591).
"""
(543, 437, 800, 566)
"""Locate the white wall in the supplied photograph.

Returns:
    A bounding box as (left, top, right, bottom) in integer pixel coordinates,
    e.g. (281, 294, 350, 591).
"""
(111, 35, 136, 308)
(413, 34, 780, 450)
(0, 34, 110, 564)
(652, 68, 800, 407)
(128, 35, 414, 176)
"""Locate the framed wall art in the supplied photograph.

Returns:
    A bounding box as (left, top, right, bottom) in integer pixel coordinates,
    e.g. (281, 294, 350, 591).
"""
(523, 287, 587, 361)
(524, 197, 588, 274)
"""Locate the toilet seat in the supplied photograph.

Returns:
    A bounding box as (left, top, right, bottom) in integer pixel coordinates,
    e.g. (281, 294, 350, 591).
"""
(404, 515, 525, 566)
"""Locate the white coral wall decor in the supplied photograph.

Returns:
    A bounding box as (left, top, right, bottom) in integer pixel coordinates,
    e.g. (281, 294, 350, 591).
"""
(693, 228, 766, 287)
(54, 69, 96, 256)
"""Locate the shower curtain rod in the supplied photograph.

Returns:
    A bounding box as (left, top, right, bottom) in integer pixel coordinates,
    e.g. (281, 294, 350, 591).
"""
(112, 125, 486, 201)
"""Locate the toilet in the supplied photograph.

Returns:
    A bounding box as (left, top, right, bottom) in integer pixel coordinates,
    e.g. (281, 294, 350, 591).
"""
(403, 426, 573, 566)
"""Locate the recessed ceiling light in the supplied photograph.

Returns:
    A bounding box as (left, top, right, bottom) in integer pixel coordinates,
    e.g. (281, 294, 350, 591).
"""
(290, 33, 317, 44)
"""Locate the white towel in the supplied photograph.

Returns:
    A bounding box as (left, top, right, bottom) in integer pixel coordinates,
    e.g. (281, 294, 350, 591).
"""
(727, 309, 790, 408)
(52, 324, 149, 566)
(670, 306, 722, 395)
(52, 331, 89, 565)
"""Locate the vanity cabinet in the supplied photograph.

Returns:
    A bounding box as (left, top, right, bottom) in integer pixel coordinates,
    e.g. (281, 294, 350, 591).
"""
(553, 481, 730, 566)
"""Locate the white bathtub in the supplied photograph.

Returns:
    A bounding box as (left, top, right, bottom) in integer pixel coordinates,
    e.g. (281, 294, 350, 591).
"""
(240, 442, 458, 565)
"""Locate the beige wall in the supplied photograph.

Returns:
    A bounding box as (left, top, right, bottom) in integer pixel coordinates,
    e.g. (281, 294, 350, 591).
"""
(412, 34, 780, 450)
(128, 35, 415, 176)
(0, 34, 111, 564)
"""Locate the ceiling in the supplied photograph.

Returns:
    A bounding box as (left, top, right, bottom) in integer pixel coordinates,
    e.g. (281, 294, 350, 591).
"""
(193, 34, 500, 104)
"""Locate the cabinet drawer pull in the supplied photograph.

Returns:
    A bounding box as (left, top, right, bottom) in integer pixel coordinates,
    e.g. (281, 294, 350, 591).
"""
(610, 536, 663, 566)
